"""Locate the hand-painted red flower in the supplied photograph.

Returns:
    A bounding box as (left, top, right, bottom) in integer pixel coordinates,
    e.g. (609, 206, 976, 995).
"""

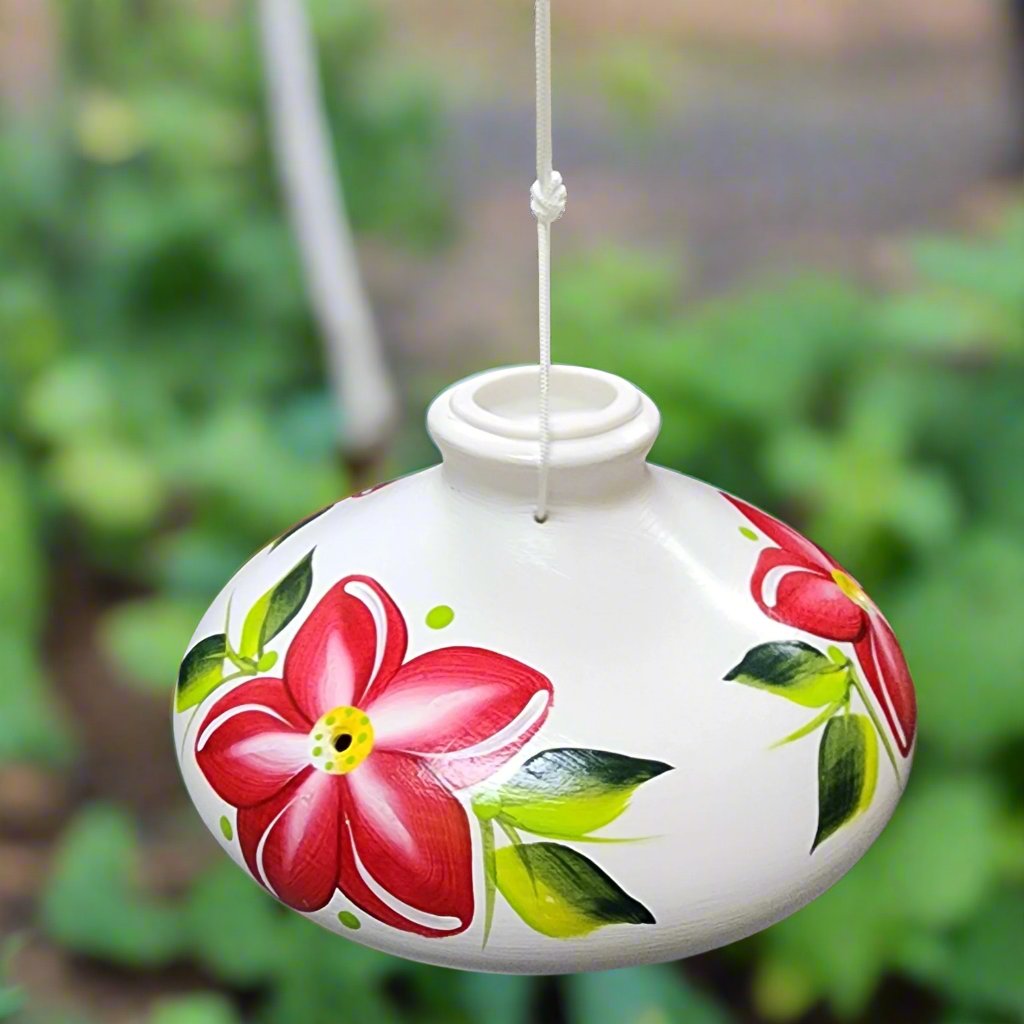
(194, 576, 552, 936)
(723, 493, 916, 757)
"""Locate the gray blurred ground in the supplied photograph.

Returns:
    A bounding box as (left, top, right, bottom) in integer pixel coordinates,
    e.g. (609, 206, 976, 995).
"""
(373, 0, 1017, 373)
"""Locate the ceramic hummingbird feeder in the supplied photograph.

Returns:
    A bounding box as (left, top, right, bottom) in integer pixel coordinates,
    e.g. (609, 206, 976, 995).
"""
(173, 363, 916, 973)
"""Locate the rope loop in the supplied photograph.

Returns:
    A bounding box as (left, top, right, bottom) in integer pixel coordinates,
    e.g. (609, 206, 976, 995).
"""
(530, 171, 567, 226)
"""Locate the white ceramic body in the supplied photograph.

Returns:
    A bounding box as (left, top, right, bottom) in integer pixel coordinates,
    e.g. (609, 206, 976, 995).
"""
(174, 365, 915, 973)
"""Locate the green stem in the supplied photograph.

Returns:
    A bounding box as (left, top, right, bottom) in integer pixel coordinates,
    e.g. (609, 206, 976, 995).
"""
(850, 669, 900, 781)
(178, 669, 248, 760)
(479, 818, 496, 949)
(770, 698, 845, 749)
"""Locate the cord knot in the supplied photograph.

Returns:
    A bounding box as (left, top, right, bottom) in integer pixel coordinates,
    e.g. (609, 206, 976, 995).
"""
(530, 171, 567, 225)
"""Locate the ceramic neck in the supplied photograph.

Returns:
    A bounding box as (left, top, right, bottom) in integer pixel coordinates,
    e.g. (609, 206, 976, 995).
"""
(427, 365, 661, 508)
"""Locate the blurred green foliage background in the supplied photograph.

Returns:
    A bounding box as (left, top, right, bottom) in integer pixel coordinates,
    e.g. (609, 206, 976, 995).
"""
(1, 1, 1022, 1023)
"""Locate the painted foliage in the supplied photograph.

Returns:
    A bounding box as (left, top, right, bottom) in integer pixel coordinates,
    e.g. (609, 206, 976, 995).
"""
(722, 493, 916, 850)
(177, 544, 669, 942)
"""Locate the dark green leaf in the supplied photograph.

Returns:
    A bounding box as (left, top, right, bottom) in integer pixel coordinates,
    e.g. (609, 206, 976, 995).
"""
(490, 748, 671, 839)
(176, 633, 227, 712)
(239, 550, 314, 659)
(725, 641, 850, 708)
(495, 842, 654, 938)
(813, 715, 878, 850)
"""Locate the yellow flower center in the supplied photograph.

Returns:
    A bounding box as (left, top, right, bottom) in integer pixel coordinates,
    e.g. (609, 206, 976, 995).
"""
(831, 569, 868, 607)
(310, 706, 374, 775)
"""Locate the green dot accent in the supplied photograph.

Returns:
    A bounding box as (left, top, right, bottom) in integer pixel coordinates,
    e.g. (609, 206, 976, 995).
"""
(357, 732, 367, 743)
(426, 605, 455, 630)
(739, 527, 758, 541)
(345, 708, 353, 717)
(219, 816, 233, 841)
(360, 715, 369, 725)
(338, 911, 361, 930)
(325, 762, 334, 771)
(325, 716, 335, 725)
(346, 755, 355, 765)
(312, 746, 322, 757)
(315, 733, 323, 740)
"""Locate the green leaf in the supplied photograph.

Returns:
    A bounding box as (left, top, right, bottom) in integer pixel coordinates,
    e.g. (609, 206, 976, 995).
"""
(239, 550, 314, 659)
(176, 634, 227, 712)
(148, 994, 242, 1024)
(725, 641, 851, 708)
(930, 890, 1024, 1017)
(457, 974, 537, 1024)
(100, 597, 205, 691)
(41, 805, 184, 967)
(486, 748, 671, 839)
(813, 714, 878, 850)
(566, 965, 734, 1024)
(761, 774, 1002, 1016)
(0, 630, 75, 766)
(495, 842, 654, 938)
(184, 862, 283, 987)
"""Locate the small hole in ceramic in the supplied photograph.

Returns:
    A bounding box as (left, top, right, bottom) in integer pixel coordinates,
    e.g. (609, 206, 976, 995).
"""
(333, 734, 353, 753)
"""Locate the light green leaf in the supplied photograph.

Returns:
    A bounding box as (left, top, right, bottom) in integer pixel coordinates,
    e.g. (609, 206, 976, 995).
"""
(48, 439, 165, 532)
(485, 747, 671, 839)
(175, 634, 227, 712)
(725, 641, 851, 709)
(566, 965, 733, 1024)
(495, 842, 654, 938)
(239, 550, 314, 659)
(813, 714, 878, 850)
(148, 994, 242, 1024)
(42, 805, 184, 967)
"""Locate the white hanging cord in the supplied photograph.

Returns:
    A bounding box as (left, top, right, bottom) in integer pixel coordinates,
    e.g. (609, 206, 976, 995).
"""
(531, 0, 567, 524)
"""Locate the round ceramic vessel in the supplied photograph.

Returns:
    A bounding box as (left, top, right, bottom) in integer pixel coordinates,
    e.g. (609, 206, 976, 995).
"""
(173, 364, 916, 973)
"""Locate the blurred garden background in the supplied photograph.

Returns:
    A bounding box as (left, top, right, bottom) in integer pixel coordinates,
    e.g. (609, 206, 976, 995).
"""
(1, 0, 1023, 1022)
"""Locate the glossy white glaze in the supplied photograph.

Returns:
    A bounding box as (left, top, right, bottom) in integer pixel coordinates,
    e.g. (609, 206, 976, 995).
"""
(175, 365, 914, 973)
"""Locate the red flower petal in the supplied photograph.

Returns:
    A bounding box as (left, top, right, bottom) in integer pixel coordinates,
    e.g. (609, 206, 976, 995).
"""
(723, 493, 836, 570)
(855, 610, 917, 757)
(195, 678, 310, 807)
(752, 548, 867, 642)
(339, 751, 472, 936)
(284, 576, 407, 721)
(237, 769, 342, 912)
(366, 647, 553, 778)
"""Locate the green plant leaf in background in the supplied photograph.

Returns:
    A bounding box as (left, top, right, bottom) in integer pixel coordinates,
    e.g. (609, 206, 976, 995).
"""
(238, 549, 314, 660)
(725, 641, 851, 709)
(484, 748, 672, 840)
(101, 597, 206, 692)
(494, 842, 654, 938)
(757, 774, 1003, 1018)
(184, 862, 284, 988)
(176, 634, 228, 712)
(148, 994, 241, 1024)
(566, 964, 734, 1024)
(42, 805, 184, 968)
(813, 714, 878, 850)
